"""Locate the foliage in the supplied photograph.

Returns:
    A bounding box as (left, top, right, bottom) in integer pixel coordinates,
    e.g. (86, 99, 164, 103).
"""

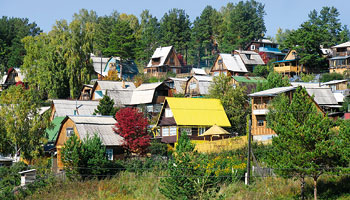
(0, 16, 41, 72)
(300, 73, 315, 82)
(114, 108, 150, 155)
(149, 140, 168, 157)
(93, 95, 118, 116)
(115, 157, 168, 174)
(320, 72, 343, 82)
(220, 0, 266, 52)
(0, 85, 51, 161)
(266, 87, 350, 199)
(61, 134, 119, 180)
(255, 72, 289, 92)
(209, 74, 249, 135)
(103, 69, 120, 81)
(275, 28, 294, 45)
(341, 97, 350, 112)
(159, 133, 219, 200)
(253, 65, 270, 77)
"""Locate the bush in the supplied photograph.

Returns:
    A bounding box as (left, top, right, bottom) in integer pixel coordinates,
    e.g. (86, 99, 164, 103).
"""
(320, 73, 343, 82)
(115, 157, 168, 174)
(149, 140, 168, 156)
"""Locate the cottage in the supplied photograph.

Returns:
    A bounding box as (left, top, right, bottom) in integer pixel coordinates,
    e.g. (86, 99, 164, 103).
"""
(144, 46, 183, 77)
(234, 50, 265, 72)
(210, 53, 248, 76)
(248, 86, 324, 141)
(185, 75, 213, 97)
(305, 87, 340, 113)
(1, 67, 26, 90)
(50, 100, 99, 121)
(245, 39, 285, 64)
(329, 41, 350, 74)
(155, 97, 231, 145)
(91, 80, 136, 100)
(103, 57, 139, 79)
(54, 116, 124, 171)
(191, 68, 207, 76)
(78, 84, 94, 100)
(273, 50, 306, 75)
(322, 79, 348, 92)
(164, 77, 188, 95)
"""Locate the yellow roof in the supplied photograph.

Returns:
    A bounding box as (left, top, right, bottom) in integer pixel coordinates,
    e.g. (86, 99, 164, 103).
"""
(202, 125, 229, 136)
(165, 97, 231, 127)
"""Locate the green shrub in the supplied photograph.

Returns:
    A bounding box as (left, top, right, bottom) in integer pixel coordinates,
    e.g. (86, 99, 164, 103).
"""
(320, 73, 343, 82)
(149, 140, 168, 156)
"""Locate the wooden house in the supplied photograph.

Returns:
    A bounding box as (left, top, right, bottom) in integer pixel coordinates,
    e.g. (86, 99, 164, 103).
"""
(155, 97, 231, 145)
(245, 39, 286, 64)
(50, 100, 99, 121)
(248, 86, 325, 141)
(210, 53, 248, 76)
(103, 57, 139, 80)
(233, 50, 265, 72)
(91, 80, 136, 100)
(78, 84, 94, 100)
(322, 80, 348, 92)
(144, 46, 183, 77)
(329, 41, 350, 74)
(164, 77, 188, 95)
(273, 50, 307, 75)
(0, 67, 26, 90)
(54, 116, 124, 172)
(185, 75, 213, 97)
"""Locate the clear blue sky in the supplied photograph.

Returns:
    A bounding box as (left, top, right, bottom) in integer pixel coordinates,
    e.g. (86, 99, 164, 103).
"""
(1, 0, 349, 37)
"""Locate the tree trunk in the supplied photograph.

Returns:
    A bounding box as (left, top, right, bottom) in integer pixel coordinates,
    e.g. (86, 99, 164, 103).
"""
(300, 176, 305, 200)
(313, 177, 318, 200)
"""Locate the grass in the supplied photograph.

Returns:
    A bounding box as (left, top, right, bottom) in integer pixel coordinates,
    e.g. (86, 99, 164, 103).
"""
(26, 172, 350, 200)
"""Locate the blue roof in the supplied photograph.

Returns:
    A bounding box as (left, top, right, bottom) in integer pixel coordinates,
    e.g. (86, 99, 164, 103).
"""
(330, 56, 350, 60)
(273, 59, 296, 63)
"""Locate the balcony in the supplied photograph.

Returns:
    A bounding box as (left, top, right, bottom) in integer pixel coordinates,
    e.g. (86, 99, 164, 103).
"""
(274, 66, 306, 74)
(334, 51, 350, 57)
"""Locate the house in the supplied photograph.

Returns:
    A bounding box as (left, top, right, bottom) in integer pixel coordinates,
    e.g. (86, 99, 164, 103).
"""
(0, 74, 8, 91)
(305, 87, 340, 113)
(233, 50, 265, 72)
(91, 80, 136, 100)
(210, 53, 248, 76)
(103, 57, 139, 79)
(164, 77, 188, 95)
(155, 97, 231, 145)
(106, 90, 134, 107)
(232, 76, 267, 93)
(45, 116, 65, 152)
(54, 115, 124, 171)
(245, 39, 286, 64)
(1, 67, 26, 90)
(273, 50, 307, 75)
(78, 84, 94, 100)
(329, 41, 350, 74)
(129, 82, 172, 114)
(144, 46, 183, 77)
(91, 54, 109, 80)
(248, 86, 324, 141)
(322, 79, 348, 92)
(185, 75, 213, 97)
(50, 100, 99, 121)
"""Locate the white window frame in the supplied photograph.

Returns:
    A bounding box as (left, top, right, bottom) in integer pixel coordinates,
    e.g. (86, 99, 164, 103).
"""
(251, 45, 256, 50)
(162, 126, 170, 136)
(165, 108, 173, 118)
(106, 148, 113, 161)
(66, 128, 74, 137)
(198, 127, 206, 136)
(170, 126, 177, 136)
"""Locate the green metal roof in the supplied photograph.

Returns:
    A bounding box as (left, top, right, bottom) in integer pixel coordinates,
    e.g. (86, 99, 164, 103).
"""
(232, 76, 267, 83)
(46, 117, 65, 142)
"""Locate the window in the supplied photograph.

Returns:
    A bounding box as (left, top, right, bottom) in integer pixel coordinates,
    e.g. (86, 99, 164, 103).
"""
(246, 54, 251, 60)
(106, 149, 113, 161)
(162, 126, 170, 136)
(165, 108, 173, 118)
(66, 128, 74, 137)
(198, 127, 206, 135)
(180, 128, 192, 136)
(170, 126, 177, 136)
(251, 45, 256, 50)
(257, 120, 264, 126)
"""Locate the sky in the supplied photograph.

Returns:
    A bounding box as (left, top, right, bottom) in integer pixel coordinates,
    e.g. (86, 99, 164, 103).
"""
(1, 0, 349, 37)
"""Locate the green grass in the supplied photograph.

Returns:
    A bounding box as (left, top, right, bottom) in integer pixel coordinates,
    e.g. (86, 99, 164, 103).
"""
(26, 172, 350, 200)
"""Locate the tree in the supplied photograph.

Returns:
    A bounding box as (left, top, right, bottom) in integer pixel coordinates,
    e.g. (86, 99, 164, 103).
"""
(114, 108, 150, 155)
(320, 72, 343, 82)
(209, 74, 248, 134)
(159, 133, 218, 199)
(0, 85, 50, 162)
(0, 16, 41, 72)
(94, 95, 117, 116)
(220, 0, 266, 52)
(61, 134, 118, 180)
(275, 28, 294, 45)
(253, 65, 270, 77)
(160, 9, 191, 57)
(255, 71, 289, 92)
(266, 87, 350, 200)
(94, 11, 119, 55)
(104, 20, 136, 59)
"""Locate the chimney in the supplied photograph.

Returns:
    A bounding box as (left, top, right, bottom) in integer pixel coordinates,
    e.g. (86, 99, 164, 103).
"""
(122, 80, 126, 89)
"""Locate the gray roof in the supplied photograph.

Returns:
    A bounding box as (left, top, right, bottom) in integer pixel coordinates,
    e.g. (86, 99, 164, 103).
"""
(96, 81, 136, 90)
(290, 82, 327, 89)
(248, 86, 296, 97)
(106, 90, 133, 107)
(322, 80, 347, 85)
(53, 100, 99, 117)
(219, 53, 248, 73)
(147, 46, 173, 67)
(91, 55, 109, 75)
(191, 68, 207, 75)
(236, 50, 265, 65)
(306, 88, 338, 105)
(193, 75, 213, 82)
(333, 41, 350, 48)
(129, 82, 163, 105)
(69, 116, 124, 146)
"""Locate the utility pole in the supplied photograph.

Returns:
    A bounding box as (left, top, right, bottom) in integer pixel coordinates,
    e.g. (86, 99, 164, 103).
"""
(246, 119, 252, 185)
